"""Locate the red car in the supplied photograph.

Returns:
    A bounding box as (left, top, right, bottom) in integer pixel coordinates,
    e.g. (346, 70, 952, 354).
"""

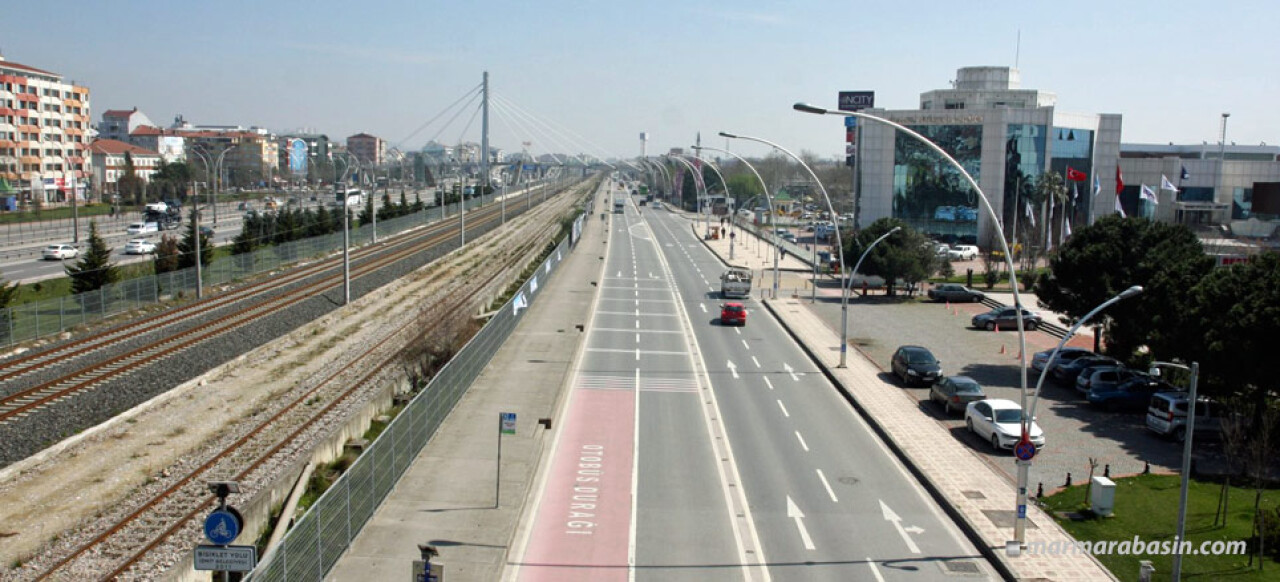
(720, 302, 746, 326)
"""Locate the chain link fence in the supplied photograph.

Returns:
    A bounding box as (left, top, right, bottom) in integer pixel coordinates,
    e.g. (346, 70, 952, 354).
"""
(246, 213, 585, 582)
(1, 195, 503, 346)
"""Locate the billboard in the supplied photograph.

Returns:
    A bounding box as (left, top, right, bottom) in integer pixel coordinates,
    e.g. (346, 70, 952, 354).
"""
(838, 91, 875, 112)
(289, 139, 308, 175)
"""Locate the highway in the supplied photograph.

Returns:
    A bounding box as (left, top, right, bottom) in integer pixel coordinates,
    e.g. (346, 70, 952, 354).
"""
(512, 188, 994, 581)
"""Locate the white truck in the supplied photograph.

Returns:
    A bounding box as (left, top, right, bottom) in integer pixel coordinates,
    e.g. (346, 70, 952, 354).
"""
(720, 268, 753, 299)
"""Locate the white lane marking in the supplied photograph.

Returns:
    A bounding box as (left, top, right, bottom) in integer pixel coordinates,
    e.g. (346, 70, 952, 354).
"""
(816, 469, 838, 503)
(635, 319, 640, 329)
(742, 339, 750, 350)
(617, 270, 622, 277)
(594, 328, 681, 334)
(867, 559, 887, 582)
(751, 356, 760, 368)
(636, 333, 640, 343)
(879, 499, 922, 554)
(776, 399, 789, 417)
(636, 348, 640, 361)
(795, 431, 809, 452)
(784, 362, 799, 382)
(763, 376, 773, 390)
(699, 303, 706, 313)
(786, 496, 815, 551)
(727, 360, 739, 379)
(734, 327, 741, 335)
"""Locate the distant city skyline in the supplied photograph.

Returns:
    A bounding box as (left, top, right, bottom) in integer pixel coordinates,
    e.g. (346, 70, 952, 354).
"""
(4, 0, 1275, 161)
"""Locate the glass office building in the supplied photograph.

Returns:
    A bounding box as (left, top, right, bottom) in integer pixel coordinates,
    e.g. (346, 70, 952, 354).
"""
(855, 66, 1122, 249)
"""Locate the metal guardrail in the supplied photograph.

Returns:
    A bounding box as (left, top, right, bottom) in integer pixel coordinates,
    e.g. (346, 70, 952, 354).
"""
(245, 212, 585, 582)
(0, 191, 512, 346)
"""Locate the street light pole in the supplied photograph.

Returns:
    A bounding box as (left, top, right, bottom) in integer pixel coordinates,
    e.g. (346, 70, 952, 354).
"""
(792, 102, 1036, 545)
(690, 148, 736, 260)
(842, 227, 901, 367)
(690, 146, 781, 299)
(1150, 360, 1200, 582)
(719, 132, 843, 309)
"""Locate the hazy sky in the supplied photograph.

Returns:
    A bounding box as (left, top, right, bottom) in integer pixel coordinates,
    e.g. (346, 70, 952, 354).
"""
(5, 0, 1276, 161)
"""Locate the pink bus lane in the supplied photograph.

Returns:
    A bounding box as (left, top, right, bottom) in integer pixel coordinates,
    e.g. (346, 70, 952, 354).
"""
(517, 385, 636, 582)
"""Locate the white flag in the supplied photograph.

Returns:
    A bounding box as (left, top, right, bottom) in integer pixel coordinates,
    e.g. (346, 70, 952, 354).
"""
(1115, 196, 1127, 217)
(1160, 175, 1180, 192)
(1093, 174, 1102, 198)
(1024, 200, 1036, 228)
(1064, 219, 1072, 238)
(1140, 184, 1159, 204)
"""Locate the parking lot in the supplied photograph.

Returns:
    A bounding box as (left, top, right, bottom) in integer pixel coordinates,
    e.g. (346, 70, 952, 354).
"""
(803, 290, 1193, 492)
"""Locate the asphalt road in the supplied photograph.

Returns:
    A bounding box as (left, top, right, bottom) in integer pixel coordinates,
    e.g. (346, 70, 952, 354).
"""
(516, 184, 995, 581)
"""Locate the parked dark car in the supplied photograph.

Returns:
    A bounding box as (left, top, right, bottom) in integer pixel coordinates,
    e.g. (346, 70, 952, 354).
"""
(928, 283, 985, 303)
(1075, 366, 1144, 396)
(1088, 375, 1178, 412)
(1052, 355, 1121, 385)
(929, 375, 986, 415)
(891, 345, 942, 387)
(1030, 347, 1094, 375)
(971, 307, 1042, 331)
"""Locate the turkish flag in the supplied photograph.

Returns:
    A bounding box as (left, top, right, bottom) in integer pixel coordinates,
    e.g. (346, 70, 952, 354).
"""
(1066, 166, 1087, 182)
(1115, 166, 1124, 194)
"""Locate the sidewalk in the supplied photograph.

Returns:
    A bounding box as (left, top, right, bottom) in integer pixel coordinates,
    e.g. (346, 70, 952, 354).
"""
(696, 217, 1116, 581)
(325, 199, 607, 581)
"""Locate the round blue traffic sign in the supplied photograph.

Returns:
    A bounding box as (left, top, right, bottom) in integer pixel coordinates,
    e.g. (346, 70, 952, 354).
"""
(204, 508, 242, 545)
(1014, 438, 1037, 461)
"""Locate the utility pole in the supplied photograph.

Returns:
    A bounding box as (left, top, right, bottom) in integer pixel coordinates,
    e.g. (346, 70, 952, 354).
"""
(481, 71, 490, 197)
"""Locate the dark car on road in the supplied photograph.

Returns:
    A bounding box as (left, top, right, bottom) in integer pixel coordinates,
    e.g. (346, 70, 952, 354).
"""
(1088, 375, 1177, 412)
(1052, 355, 1121, 385)
(929, 375, 986, 415)
(927, 283, 985, 303)
(1075, 366, 1144, 396)
(1030, 347, 1094, 376)
(891, 345, 942, 387)
(970, 306, 1042, 331)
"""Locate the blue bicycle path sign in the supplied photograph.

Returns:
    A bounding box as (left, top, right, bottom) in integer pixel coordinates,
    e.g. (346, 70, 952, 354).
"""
(204, 508, 241, 545)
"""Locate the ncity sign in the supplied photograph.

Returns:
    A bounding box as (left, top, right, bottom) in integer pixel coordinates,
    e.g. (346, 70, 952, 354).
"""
(838, 91, 875, 112)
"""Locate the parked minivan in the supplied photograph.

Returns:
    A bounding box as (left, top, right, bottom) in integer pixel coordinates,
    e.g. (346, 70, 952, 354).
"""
(1146, 392, 1222, 442)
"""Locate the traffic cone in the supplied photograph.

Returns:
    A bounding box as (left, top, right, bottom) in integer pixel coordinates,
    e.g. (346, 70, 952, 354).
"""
(994, 323, 1000, 333)
(946, 300, 951, 310)
(999, 344, 1006, 355)
(1014, 348, 1022, 360)
(952, 307, 959, 316)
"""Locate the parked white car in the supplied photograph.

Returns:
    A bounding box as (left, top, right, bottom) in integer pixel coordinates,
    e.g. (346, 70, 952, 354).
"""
(947, 244, 979, 261)
(126, 222, 159, 235)
(42, 244, 79, 260)
(123, 238, 157, 255)
(965, 398, 1045, 452)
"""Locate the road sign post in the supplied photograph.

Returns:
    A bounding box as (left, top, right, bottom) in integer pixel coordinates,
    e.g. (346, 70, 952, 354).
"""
(497, 412, 516, 507)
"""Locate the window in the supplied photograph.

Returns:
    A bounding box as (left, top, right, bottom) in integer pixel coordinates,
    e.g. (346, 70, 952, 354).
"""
(944, 100, 965, 110)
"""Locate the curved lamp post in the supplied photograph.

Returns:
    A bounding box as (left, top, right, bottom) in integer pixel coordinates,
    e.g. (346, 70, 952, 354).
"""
(682, 151, 734, 255)
(665, 154, 707, 229)
(672, 153, 714, 237)
(792, 102, 1039, 545)
(844, 226, 902, 366)
(718, 132, 843, 310)
(690, 145, 781, 299)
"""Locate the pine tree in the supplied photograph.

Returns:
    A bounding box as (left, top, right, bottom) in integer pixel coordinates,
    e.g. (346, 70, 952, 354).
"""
(177, 208, 213, 270)
(67, 221, 120, 294)
(0, 273, 19, 343)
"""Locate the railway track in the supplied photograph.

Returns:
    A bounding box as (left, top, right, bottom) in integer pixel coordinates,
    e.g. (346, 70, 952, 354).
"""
(0, 200, 513, 425)
(18, 179, 594, 580)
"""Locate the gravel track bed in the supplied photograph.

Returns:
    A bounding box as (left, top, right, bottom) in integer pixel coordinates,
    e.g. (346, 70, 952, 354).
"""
(0, 197, 532, 468)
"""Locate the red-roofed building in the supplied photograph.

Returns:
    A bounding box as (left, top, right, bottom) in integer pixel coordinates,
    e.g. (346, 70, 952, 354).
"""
(128, 125, 186, 163)
(89, 138, 160, 195)
(0, 55, 92, 207)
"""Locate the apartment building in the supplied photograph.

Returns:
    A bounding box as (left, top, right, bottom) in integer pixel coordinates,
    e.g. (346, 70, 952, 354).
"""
(0, 55, 91, 207)
(347, 133, 384, 166)
(89, 138, 161, 195)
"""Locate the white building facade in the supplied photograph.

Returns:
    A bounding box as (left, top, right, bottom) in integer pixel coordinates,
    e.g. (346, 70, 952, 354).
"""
(854, 66, 1122, 249)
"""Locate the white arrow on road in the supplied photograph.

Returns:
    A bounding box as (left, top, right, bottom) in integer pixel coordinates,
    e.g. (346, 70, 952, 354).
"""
(699, 303, 707, 313)
(784, 363, 799, 382)
(727, 360, 739, 379)
(787, 496, 815, 550)
(879, 499, 922, 554)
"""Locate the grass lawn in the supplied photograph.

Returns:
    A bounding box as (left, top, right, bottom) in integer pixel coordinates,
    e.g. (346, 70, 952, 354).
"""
(1042, 473, 1280, 581)
(8, 246, 232, 307)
